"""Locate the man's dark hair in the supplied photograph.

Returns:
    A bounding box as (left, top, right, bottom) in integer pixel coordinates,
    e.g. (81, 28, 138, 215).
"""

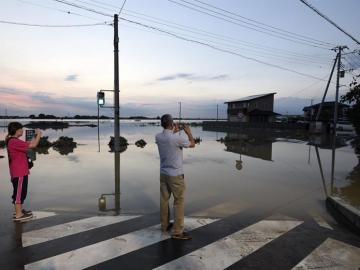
(7, 122, 23, 136)
(161, 114, 173, 129)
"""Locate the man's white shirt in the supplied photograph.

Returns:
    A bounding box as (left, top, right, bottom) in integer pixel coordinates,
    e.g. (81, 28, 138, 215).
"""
(155, 129, 190, 176)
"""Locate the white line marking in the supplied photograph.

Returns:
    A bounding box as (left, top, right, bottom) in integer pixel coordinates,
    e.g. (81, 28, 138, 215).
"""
(309, 212, 333, 230)
(154, 217, 303, 270)
(292, 238, 360, 270)
(31, 211, 57, 220)
(25, 217, 218, 270)
(22, 215, 140, 247)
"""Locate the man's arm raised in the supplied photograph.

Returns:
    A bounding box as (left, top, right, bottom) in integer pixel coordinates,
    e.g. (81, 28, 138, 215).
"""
(183, 125, 195, 148)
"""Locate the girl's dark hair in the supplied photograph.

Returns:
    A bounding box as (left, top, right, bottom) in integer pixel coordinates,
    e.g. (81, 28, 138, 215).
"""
(7, 122, 23, 136)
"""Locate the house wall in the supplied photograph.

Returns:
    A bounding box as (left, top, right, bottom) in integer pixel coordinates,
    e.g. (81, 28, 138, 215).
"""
(227, 95, 275, 122)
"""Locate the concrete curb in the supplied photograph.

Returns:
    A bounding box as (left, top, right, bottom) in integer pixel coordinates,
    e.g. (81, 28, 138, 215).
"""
(326, 196, 360, 234)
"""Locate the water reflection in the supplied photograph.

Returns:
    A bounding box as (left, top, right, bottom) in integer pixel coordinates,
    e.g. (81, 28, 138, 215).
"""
(108, 136, 128, 153)
(222, 132, 275, 161)
(1, 120, 359, 217)
(308, 135, 347, 149)
(53, 146, 76, 155)
(332, 136, 360, 208)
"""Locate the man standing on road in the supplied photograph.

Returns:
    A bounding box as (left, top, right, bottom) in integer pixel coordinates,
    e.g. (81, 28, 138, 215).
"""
(155, 114, 195, 240)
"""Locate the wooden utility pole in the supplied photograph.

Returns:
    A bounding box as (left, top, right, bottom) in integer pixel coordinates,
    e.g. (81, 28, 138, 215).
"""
(114, 14, 120, 153)
(179, 101, 182, 133)
(315, 56, 338, 121)
(331, 45, 347, 187)
(113, 14, 120, 213)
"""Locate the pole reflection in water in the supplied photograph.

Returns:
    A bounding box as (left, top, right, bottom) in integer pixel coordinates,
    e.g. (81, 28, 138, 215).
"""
(115, 151, 120, 214)
(314, 145, 329, 198)
(98, 142, 122, 214)
(331, 133, 337, 193)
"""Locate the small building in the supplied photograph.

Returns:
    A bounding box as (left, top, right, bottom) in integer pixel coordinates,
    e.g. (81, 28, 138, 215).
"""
(225, 93, 278, 123)
(303, 102, 349, 122)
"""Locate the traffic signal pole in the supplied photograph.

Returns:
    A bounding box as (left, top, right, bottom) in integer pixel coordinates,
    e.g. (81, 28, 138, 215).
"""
(113, 14, 121, 213)
(114, 14, 120, 153)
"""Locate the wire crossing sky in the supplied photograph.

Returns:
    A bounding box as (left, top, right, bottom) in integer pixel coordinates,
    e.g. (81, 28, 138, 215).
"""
(0, 0, 359, 117)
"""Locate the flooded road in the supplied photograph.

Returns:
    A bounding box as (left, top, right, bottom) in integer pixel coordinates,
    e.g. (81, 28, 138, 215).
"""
(1, 120, 360, 270)
(0, 120, 358, 218)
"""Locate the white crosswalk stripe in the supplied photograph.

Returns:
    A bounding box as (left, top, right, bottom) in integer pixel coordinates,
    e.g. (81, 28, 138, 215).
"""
(22, 215, 140, 247)
(30, 211, 57, 220)
(292, 238, 360, 270)
(24, 217, 218, 270)
(154, 215, 303, 270)
(308, 211, 333, 230)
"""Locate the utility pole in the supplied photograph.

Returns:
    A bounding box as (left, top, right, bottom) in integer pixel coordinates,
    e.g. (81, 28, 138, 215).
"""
(114, 14, 120, 153)
(331, 45, 347, 187)
(179, 101, 182, 130)
(333, 46, 346, 134)
(315, 56, 338, 121)
(97, 102, 100, 152)
(113, 14, 120, 214)
(216, 104, 219, 121)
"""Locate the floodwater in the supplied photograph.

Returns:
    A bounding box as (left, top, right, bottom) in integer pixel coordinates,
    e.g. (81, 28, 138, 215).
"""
(0, 120, 359, 219)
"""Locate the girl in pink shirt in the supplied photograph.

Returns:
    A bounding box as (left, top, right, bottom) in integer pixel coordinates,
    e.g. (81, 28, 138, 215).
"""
(6, 122, 41, 221)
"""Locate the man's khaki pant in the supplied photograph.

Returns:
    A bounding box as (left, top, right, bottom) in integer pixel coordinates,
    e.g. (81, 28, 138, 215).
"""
(160, 174, 185, 235)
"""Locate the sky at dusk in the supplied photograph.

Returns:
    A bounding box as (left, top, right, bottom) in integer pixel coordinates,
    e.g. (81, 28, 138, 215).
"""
(1, 0, 360, 117)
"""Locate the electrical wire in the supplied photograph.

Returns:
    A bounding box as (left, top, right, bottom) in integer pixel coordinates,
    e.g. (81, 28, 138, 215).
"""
(168, 0, 333, 50)
(0, 19, 109, 27)
(51, 0, 112, 17)
(291, 74, 330, 96)
(87, 0, 121, 10)
(49, 0, 334, 61)
(17, 0, 103, 21)
(122, 10, 332, 63)
(72, 0, 114, 12)
(300, 0, 360, 45)
(191, 0, 336, 46)
(13, 1, 338, 83)
(118, 0, 127, 15)
(121, 17, 329, 67)
(118, 16, 332, 82)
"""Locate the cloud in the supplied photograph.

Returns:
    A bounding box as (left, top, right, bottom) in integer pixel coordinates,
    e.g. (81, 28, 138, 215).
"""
(0, 86, 96, 116)
(157, 73, 229, 82)
(65, 74, 78, 82)
(158, 73, 193, 81)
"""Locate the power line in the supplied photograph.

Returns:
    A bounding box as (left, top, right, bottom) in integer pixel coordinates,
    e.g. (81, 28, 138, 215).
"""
(51, 0, 333, 61)
(119, 0, 127, 15)
(17, 0, 105, 21)
(121, 16, 329, 67)
(0, 19, 109, 27)
(299, 0, 360, 45)
(12, 1, 335, 81)
(168, 0, 332, 50)
(72, 0, 114, 12)
(191, 0, 336, 46)
(51, 0, 112, 17)
(122, 10, 332, 63)
(118, 16, 332, 81)
(291, 74, 330, 96)
(87, 0, 121, 10)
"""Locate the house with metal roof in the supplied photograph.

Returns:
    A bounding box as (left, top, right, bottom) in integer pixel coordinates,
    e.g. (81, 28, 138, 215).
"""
(225, 93, 279, 122)
(303, 101, 349, 122)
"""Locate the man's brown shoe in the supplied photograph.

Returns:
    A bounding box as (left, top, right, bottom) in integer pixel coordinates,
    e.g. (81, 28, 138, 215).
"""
(172, 232, 192, 240)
